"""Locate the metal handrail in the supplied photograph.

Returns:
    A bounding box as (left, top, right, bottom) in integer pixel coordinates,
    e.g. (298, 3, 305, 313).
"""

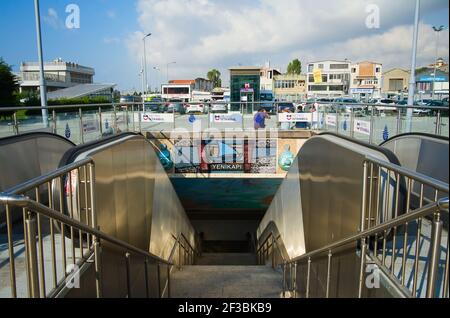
(288, 200, 446, 265)
(364, 155, 450, 193)
(0, 194, 172, 266)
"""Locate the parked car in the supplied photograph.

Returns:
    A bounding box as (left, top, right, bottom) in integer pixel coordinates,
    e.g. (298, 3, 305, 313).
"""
(334, 98, 365, 115)
(185, 103, 206, 114)
(166, 102, 186, 114)
(210, 102, 228, 113)
(369, 98, 397, 113)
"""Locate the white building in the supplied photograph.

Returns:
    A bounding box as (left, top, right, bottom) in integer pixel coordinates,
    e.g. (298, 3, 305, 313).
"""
(350, 61, 383, 101)
(307, 60, 351, 98)
(260, 62, 281, 91)
(17, 58, 95, 93)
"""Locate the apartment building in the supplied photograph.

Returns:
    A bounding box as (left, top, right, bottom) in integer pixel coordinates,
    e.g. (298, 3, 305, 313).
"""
(306, 60, 351, 98)
(350, 61, 383, 101)
(382, 68, 410, 99)
(273, 74, 307, 102)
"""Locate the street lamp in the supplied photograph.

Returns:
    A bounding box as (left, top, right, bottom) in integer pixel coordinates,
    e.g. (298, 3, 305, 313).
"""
(153, 66, 161, 93)
(166, 61, 176, 83)
(431, 25, 446, 100)
(34, 0, 48, 127)
(406, 0, 420, 133)
(143, 33, 152, 94)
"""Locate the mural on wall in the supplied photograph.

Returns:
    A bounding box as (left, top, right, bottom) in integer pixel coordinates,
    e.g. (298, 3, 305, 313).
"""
(278, 144, 295, 171)
(171, 138, 277, 174)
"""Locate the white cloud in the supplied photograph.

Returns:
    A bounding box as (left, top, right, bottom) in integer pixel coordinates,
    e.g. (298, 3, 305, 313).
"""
(107, 10, 116, 19)
(125, 0, 449, 84)
(104, 37, 121, 45)
(43, 8, 63, 29)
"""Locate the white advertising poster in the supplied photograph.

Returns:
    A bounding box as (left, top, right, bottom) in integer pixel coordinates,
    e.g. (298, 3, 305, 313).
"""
(141, 113, 174, 123)
(326, 115, 337, 126)
(354, 120, 371, 135)
(278, 113, 313, 123)
(82, 119, 100, 133)
(210, 114, 243, 123)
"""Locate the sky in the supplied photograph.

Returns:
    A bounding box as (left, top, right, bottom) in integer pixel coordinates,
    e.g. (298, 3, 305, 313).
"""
(0, 0, 448, 92)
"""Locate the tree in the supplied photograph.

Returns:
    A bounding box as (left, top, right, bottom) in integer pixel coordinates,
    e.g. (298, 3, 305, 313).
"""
(287, 59, 302, 75)
(207, 69, 222, 88)
(0, 58, 19, 108)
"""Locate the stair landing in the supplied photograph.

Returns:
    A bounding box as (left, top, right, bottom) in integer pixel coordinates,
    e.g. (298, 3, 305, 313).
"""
(171, 265, 283, 298)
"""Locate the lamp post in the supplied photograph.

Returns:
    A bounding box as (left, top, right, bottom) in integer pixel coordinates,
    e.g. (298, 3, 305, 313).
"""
(153, 66, 161, 93)
(431, 25, 446, 100)
(143, 33, 151, 94)
(406, 0, 420, 133)
(34, 0, 48, 127)
(166, 61, 176, 83)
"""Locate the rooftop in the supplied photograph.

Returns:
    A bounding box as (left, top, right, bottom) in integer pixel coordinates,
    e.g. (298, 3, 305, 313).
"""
(47, 83, 115, 100)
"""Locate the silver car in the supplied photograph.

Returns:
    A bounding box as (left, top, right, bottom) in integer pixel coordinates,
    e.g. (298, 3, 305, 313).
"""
(210, 102, 228, 113)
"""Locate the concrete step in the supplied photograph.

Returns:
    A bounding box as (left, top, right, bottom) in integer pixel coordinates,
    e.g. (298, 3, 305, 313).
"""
(196, 253, 258, 266)
(171, 265, 283, 298)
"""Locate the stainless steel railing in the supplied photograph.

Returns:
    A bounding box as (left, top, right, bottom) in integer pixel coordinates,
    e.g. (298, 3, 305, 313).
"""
(257, 156, 449, 298)
(1, 101, 448, 144)
(0, 158, 196, 298)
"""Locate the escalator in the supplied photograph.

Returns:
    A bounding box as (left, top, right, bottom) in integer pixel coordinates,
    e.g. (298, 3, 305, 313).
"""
(1, 131, 448, 298)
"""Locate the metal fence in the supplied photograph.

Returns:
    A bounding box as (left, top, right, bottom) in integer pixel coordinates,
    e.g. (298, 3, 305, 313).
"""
(0, 101, 448, 145)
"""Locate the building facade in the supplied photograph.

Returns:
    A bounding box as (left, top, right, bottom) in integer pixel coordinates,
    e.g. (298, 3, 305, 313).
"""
(306, 60, 351, 98)
(260, 62, 281, 91)
(229, 67, 261, 107)
(382, 68, 410, 99)
(415, 69, 449, 99)
(18, 58, 95, 93)
(273, 74, 307, 102)
(350, 61, 383, 101)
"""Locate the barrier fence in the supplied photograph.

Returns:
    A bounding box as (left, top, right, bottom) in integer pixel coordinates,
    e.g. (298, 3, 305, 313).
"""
(0, 101, 448, 145)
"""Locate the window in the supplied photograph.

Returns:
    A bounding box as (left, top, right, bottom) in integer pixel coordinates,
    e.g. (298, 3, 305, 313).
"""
(309, 85, 328, 91)
(318, 64, 324, 69)
(376, 67, 381, 73)
(329, 85, 344, 91)
(389, 79, 403, 91)
(351, 68, 357, 73)
(308, 64, 314, 72)
(308, 74, 314, 83)
(330, 64, 349, 70)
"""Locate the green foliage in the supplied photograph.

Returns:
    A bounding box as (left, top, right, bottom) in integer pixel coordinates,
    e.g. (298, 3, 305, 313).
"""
(287, 59, 302, 75)
(25, 96, 111, 116)
(0, 58, 19, 111)
(207, 69, 222, 88)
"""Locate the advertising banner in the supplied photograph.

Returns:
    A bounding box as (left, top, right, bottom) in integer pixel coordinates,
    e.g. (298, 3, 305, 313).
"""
(313, 69, 322, 83)
(210, 114, 243, 123)
(326, 115, 337, 126)
(141, 113, 174, 123)
(278, 113, 313, 123)
(82, 119, 100, 133)
(354, 120, 371, 135)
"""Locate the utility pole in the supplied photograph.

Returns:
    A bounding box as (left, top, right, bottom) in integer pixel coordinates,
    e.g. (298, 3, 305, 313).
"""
(406, 0, 420, 133)
(143, 33, 151, 94)
(34, 0, 48, 127)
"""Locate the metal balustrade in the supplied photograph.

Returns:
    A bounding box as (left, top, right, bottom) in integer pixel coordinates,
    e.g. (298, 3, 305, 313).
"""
(257, 156, 449, 298)
(1, 101, 448, 144)
(0, 158, 197, 298)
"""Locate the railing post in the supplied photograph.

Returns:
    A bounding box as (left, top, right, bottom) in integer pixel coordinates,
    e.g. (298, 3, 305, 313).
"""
(125, 252, 131, 298)
(396, 107, 402, 135)
(167, 265, 171, 298)
(13, 112, 19, 135)
(98, 107, 103, 136)
(350, 106, 355, 138)
(435, 110, 442, 135)
(144, 258, 149, 298)
(369, 106, 375, 144)
(282, 262, 287, 298)
(25, 212, 40, 298)
(293, 262, 297, 298)
(271, 236, 275, 269)
(125, 106, 130, 132)
(79, 108, 84, 144)
(358, 237, 367, 298)
(326, 250, 332, 298)
(157, 263, 161, 298)
(113, 103, 117, 133)
(335, 107, 340, 135)
(306, 257, 311, 298)
(93, 237, 102, 298)
(52, 110, 57, 134)
(426, 211, 443, 298)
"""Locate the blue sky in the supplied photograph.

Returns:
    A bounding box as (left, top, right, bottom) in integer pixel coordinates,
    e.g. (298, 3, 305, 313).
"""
(0, 0, 448, 92)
